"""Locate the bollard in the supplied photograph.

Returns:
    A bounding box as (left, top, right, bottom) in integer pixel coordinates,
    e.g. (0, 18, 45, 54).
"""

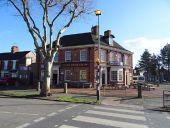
(64, 83, 68, 94)
(37, 82, 41, 91)
(138, 83, 142, 98)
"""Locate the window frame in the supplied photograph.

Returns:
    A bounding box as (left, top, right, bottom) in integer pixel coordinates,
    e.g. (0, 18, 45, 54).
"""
(101, 49, 106, 62)
(80, 49, 88, 62)
(80, 70, 87, 81)
(65, 51, 71, 62)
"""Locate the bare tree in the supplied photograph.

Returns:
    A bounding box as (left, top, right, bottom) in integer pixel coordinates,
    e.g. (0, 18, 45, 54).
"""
(5, 0, 93, 96)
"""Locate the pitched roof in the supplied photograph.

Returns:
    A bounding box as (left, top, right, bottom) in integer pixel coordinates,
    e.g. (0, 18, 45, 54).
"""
(60, 32, 130, 52)
(0, 51, 30, 60)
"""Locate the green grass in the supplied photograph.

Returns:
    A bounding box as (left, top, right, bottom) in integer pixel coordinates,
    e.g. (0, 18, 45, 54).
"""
(56, 96, 100, 104)
(0, 91, 39, 97)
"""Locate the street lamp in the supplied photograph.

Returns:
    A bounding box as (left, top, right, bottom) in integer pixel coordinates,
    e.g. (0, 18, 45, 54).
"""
(95, 10, 101, 101)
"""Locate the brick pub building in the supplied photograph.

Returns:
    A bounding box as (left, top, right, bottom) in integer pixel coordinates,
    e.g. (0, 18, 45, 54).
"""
(49, 25, 133, 88)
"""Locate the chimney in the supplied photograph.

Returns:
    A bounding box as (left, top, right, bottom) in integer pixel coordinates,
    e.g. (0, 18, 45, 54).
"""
(104, 30, 111, 37)
(11, 46, 19, 53)
(91, 25, 98, 35)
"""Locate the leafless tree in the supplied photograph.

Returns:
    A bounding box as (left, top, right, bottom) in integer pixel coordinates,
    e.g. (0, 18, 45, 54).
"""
(5, 0, 93, 96)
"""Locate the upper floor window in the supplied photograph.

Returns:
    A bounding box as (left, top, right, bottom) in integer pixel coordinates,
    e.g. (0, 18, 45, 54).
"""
(80, 49, 87, 61)
(12, 60, 17, 70)
(109, 52, 114, 62)
(4, 60, 8, 70)
(117, 53, 122, 62)
(65, 51, 71, 62)
(101, 49, 106, 62)
(125, 55, 129, 65)
(54, 53, 58, 62)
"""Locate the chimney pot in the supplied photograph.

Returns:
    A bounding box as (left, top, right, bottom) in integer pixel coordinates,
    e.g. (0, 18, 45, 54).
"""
(11, 46, 19, 53)
(91, 25, 98, 35)
(104, 30, 111, 37)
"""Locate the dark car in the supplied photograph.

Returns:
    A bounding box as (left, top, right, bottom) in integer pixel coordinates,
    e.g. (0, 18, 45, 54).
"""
(0, 77, 17, 85)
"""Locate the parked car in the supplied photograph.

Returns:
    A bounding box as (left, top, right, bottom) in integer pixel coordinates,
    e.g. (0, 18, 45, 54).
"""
(0, 77, 17, 85)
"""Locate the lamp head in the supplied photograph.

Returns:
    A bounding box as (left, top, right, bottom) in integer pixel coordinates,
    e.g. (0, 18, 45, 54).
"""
(95, 10, 101, 16)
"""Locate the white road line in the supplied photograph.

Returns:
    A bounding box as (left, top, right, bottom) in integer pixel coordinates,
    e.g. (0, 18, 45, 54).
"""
(59, 125, 80, 128)
(16, 123, 31, 128)
(73, 116, 148, 128)
(34, 117, 46, 122)
(167, 116, 170, 119)
(94, 106, 144, 114)
(58, 104, 80, 112)
(47, 112, 57, 117)
(54, 125, 58, 127)
(86, 110, 146, 121)
(0, 111, 38, 116)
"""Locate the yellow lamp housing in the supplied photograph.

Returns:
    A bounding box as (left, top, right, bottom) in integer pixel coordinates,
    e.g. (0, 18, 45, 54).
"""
(96, 58, 100, 64)
(95, 10, 101, 16)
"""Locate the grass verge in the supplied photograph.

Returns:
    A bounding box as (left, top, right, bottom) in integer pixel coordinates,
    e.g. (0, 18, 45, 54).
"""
(0, 91, 39, 97)
(56, 96, 100, 104)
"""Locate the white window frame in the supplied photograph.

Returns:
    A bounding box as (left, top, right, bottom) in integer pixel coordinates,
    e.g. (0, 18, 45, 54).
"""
(101, 49, 106, 62)
(65, 70, 71, 81)
(65, 51, 71, 62)
(111, 71, 117, 81)
(80, 70, 87, 81)
(12, 60, 17, 70)
(4, 60, 8, 70)
(118, 70, 123, 81)
(125, 55, 129, 65)
(80, 49, 87, 61)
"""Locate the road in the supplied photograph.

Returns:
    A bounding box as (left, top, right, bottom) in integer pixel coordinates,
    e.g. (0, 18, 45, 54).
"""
(0, 96, 170, 128)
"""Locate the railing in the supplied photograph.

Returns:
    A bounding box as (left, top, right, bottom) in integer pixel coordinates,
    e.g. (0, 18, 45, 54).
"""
(163, 90, 170, 107)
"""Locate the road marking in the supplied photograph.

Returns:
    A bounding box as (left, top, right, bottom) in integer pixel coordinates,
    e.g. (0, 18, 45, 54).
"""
(58, 104, 80, 112)
(34, 117, 46, 122)
(167, 116, 170, 119)
(16, 123, 31, 128)
(59, 125, 79, 128)
(54, 125, 58, 127)
(73, 116, 148, 128)
(0, 111, 38, 116)
(86, 110, 146, 121)
(94, 106, 144, 114)
(47, 112, 57, 117)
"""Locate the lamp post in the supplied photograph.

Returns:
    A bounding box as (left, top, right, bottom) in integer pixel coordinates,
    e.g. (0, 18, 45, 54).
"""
(95, 10, 101, 101)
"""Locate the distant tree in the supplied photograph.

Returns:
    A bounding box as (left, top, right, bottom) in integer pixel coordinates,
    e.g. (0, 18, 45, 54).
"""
(150, 54, 157, 81)
(160, 43, 170, 81)
(138, 49, 152, 81)
(4, 0, 93, 96)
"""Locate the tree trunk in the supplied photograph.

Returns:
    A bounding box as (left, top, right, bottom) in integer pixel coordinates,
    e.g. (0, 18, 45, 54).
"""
(40, 60, 52, 96)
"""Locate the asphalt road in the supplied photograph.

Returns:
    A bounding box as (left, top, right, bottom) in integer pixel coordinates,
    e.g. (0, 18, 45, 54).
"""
(0, 96, 170, 128)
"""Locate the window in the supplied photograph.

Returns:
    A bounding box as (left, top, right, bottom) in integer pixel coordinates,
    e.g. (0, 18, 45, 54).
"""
(65, 51, 71, 62)
(125, 55, 129, 65)
(54, 53, 58, 62)
(111, 71, 117, 81)
(118, 71, 123, 81)
(80, 50, 87, 61)
(65, 70, 71, 81)
(80, 70, 87, 81)
(109, 52, 114, 62)
(117, 53, 122, 62)
(20, 66, 28, 71)
(4, 60, 8, 70)
(101, 50, 106, 62)
(12, 60, 17, 70)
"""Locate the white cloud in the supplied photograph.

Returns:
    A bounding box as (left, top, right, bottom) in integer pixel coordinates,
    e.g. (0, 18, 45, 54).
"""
(123, 37, 170, 67)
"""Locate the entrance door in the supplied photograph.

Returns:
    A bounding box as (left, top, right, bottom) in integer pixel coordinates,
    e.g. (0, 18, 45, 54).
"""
(102, 73, 105, 85)
(53, 74, 58, 87)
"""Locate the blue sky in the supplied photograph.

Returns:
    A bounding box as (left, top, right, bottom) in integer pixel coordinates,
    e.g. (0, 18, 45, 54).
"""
(0, 0, 170, 66)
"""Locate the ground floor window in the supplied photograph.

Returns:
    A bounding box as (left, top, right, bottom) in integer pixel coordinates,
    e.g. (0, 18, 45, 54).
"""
(65, 70, 71, 81)
(118, 71, 123, 81)
(111, 71, 117, 81)
(80, 70, 87, 81)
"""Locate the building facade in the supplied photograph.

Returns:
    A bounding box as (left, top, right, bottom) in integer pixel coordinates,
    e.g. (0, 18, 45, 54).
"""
(0, 46, 36, 85)
(48, 26, 133, 87)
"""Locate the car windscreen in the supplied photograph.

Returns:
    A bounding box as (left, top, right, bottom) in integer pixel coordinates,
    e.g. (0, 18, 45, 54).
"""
(138, 77, 144, 80)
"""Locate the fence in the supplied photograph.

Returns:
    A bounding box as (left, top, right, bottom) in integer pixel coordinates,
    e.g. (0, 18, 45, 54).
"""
(163, 90, 170, 107)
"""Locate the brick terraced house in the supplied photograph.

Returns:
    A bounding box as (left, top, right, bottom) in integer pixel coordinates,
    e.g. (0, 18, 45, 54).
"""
(0, 46, 36, 85)
(38, 26, 133, 88)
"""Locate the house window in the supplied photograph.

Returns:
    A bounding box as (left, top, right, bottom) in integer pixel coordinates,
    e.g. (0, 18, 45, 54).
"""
(118, 71, 123, 81)
(4, 60, 8, 70)
(109, 52, 114, 62)
(54, 53, 58, 62)
(12, 60, 17, 70)
(118, 53, 122, 62)
(20, 66, 28, 71)
(101, 50, 106, 62)
(111, 71, 117, 81)
(65, 70, 71, 81)
(65, 51, 71, 62)
(80, 50, 87, 61)
(125, 55, 129, 65)
(80, 70, 87, 81)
